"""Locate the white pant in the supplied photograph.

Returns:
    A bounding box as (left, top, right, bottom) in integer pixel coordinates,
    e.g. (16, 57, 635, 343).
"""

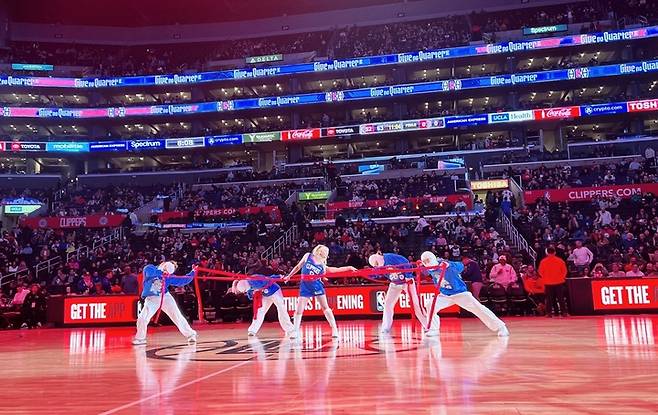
(248, 290, 294, 334)
(135, 293, 196, 340)
(382, 281, 436, 331)
(428, 291, 506, 332)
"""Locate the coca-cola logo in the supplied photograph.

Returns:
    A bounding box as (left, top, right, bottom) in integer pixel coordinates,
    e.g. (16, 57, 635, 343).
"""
(289, 129, 315, 140)
(543, 107, 575, 118)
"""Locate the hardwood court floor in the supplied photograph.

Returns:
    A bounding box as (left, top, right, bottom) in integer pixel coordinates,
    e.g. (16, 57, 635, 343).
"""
(1, 315, 657, 415)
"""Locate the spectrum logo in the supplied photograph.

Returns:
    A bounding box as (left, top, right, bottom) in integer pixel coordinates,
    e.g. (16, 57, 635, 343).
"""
(129, 140, 163, 150)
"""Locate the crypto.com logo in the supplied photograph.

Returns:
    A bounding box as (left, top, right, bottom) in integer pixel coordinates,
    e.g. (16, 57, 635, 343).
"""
(147, 336, 422, 362)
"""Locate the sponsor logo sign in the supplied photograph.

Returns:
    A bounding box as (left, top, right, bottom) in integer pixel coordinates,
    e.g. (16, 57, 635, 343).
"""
(281, 128, 321, 141)
(128, 139, 165, 151)
(581, 103, 627, 116)
(89, 141, 128, 152)
(10, 142, 46, 152)
(627, 98, 658, 113)
(533, 106, 580, 120)
(205, 135, 242, 147)
(242, 131, 281, 142)
(324, 126, 359, 136)
(470, 179, 510, 191)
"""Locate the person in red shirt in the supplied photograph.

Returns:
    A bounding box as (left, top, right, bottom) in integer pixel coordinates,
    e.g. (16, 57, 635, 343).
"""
(538, 247, 568, 317)
(522, 265, 545, 315)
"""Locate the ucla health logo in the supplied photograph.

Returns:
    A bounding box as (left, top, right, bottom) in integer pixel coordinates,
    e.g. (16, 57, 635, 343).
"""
(488, 112, 510, 123)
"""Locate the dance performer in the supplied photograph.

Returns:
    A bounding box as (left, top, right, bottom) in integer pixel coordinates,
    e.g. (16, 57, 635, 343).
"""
(132, 261, 198, 345)
(229, 274, 294, 337)
(284, 245, 356, 339)
(368, 252, 432, 334)
(420, 251, 509, 337)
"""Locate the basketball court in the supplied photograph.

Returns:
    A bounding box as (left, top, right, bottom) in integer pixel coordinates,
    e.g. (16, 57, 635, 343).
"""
(1, 316, 657, 414)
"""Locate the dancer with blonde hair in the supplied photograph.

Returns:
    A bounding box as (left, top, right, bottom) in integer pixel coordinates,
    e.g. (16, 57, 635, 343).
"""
(284, 245, 356, 339)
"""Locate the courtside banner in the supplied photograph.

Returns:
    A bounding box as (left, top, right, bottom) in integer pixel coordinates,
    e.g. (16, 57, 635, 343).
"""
(281, 285, 459, 316)
(63, 295, 139, 324)
(195, 206, 281, 222)
(523, 183, 658, 204)
(592, 279, 658, 311)
(325, 194, 472, 218)
(157, 207, 282, 223)
(20, 214, 126, 229)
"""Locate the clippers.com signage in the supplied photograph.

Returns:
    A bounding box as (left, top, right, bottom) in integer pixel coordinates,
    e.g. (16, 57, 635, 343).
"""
(524, 183, 658, 204)
(63, 296, 139, 324)
(281, 128, 322, 141)
(20, 214, 127, 229)
(158, 206, 282, 222)
(325, 194, 472, 218)
(592, 279, 658, 311)
(533, 106, 580, 120)
(281, 285, 458, 316)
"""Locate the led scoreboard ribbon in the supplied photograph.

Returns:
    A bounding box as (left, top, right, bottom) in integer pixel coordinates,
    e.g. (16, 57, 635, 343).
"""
(0, 59, 657, 119)
(2, 98, 657, 154)
(0, 26, 656, 89)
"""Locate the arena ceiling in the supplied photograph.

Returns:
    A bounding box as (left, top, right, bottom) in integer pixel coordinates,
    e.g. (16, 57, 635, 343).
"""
(8, 0, 414, 26)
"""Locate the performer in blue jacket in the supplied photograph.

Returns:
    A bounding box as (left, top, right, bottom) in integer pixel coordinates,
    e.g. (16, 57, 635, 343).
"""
(230, 274, 294, 337)
(132, 261, 198, 345)
(420, 251, 509, 337)
(285, 245, 356, 340)
(368, 252, 431, 334)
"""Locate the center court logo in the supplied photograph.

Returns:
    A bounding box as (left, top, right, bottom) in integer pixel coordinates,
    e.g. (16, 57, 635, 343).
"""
(147, 336, 423, 362)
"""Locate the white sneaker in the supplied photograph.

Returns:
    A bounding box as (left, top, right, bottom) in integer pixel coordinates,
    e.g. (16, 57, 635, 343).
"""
(247, 332, 256, 337)
(132, 338, 147, 345)
(425, 330, 440, 337)
(187, 334, 198, 343)
(497, 326, 510, 337)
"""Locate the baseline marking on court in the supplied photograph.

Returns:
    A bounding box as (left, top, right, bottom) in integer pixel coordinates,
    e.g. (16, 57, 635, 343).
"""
(97, 359, 252, 415)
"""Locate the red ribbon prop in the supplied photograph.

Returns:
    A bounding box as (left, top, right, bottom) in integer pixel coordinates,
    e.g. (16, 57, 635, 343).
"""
(148, 263, 449, 326)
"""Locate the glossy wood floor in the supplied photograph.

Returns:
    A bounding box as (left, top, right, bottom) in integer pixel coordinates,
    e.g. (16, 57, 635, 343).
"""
(1, 316, 657, 414)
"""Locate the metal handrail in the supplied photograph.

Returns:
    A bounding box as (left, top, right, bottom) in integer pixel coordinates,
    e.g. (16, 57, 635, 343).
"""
(0, 227, 125, 288)
(498, 210, 537, 265)
(261, 225, 298, 261)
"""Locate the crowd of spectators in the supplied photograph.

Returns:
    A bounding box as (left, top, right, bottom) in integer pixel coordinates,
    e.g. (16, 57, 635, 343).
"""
(51, 184, 180, 216)
(339, 173, 458, 202)
(332, 16, 470, 59)
(178, 184, 292, 211)
(500, 157, 656, 190)
(3, 0, 656, 78)
(515, 191, 658, 280)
